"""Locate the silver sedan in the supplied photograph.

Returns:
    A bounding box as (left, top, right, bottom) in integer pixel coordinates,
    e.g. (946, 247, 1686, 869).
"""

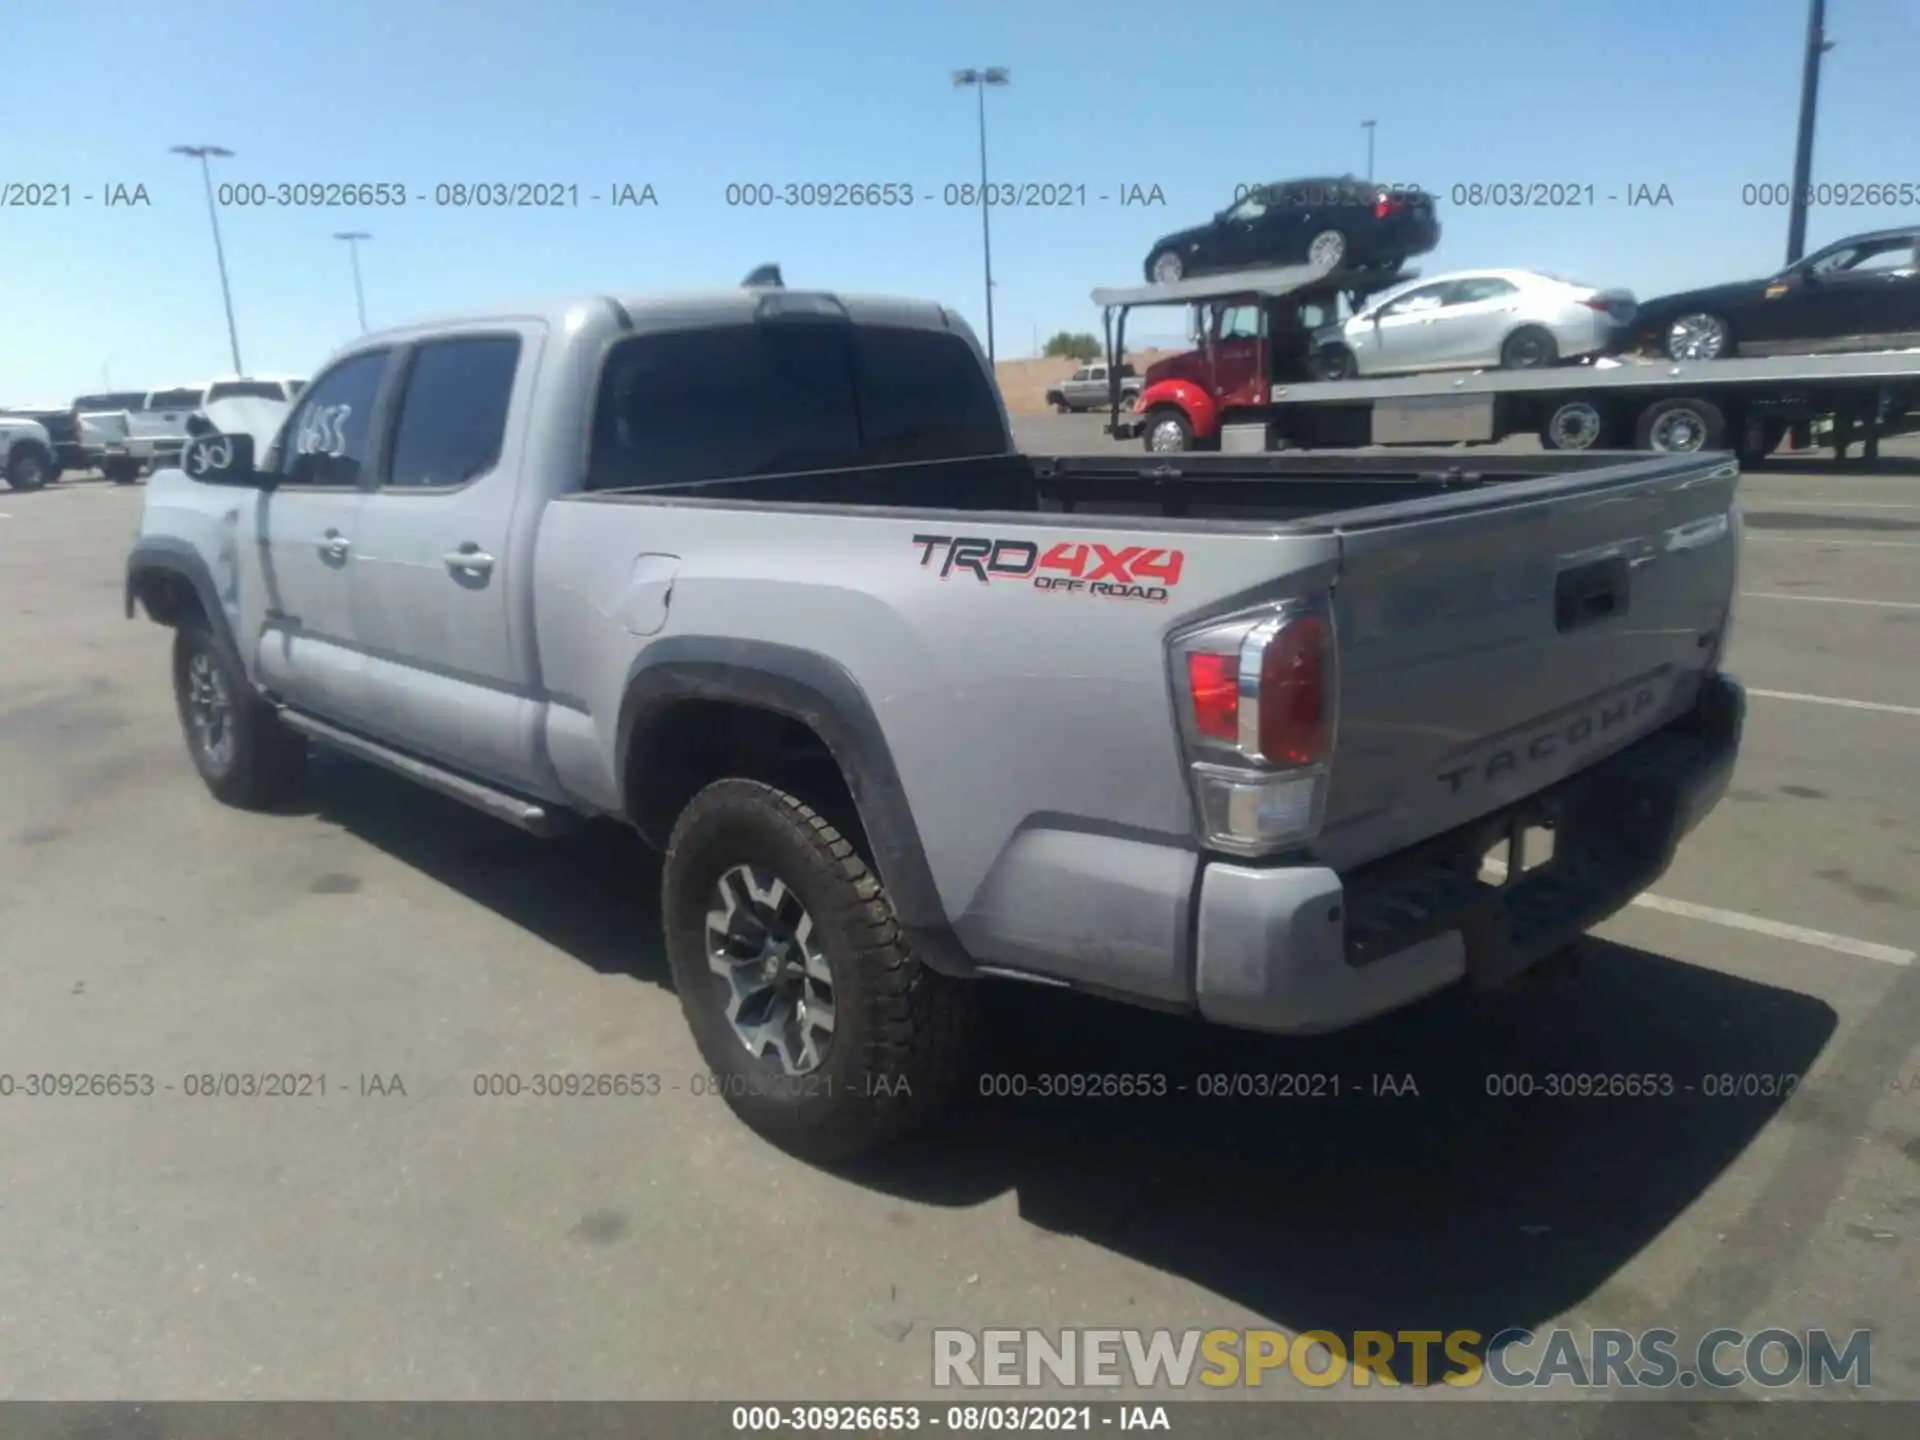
(1312, 269, 1637, 379)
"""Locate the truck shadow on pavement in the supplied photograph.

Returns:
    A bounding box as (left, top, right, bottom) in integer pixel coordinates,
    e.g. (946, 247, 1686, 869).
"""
(309, 753, 1840, 1385)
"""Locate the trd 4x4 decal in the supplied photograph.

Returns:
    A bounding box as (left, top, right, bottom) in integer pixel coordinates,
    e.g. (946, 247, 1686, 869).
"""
(911, 534, 1183, 602)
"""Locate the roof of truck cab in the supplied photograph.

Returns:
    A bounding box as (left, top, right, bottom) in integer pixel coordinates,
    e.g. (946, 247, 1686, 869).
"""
(353, 289, 965, 348)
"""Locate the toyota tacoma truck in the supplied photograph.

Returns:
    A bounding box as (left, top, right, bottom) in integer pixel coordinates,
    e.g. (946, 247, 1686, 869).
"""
(125, 271, 1746, 1161)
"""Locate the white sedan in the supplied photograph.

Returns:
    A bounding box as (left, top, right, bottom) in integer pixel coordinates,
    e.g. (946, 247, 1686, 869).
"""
(1311, 269, 1637, 379)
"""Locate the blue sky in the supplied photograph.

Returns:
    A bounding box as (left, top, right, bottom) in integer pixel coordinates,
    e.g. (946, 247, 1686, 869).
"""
(3, 0, 1917, 401)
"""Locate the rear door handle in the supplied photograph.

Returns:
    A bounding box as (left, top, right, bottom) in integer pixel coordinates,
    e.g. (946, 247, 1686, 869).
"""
(444, 545, 494, 576)
(318, 531, 350, 562)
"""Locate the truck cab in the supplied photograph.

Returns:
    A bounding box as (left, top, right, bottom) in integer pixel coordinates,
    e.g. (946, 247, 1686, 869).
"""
(1096, 266, 1413, 454)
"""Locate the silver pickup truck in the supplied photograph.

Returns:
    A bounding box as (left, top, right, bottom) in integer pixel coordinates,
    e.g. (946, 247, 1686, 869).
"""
(1046, 360, 1143, 413)
(126, 275, 1745, 1161)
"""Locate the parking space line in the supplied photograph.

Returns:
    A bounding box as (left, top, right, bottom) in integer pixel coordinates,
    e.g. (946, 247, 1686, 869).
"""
(1484, 860, 1915, 965)
(1741, 592, 1920, 610)
(1744, 536, 1920, 548)
(1748, 688, 1920, 717)
(1751, 503, 1920, 514)
(1628, 894, 1915, 966)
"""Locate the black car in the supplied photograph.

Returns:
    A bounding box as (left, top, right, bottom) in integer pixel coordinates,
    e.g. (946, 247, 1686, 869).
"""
(1141, 176, 1440, 285)
(1631, 225, 1920, 362)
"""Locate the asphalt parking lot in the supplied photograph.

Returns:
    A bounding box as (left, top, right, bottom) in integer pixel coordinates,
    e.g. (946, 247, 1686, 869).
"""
(1, 441, 1915, 1421)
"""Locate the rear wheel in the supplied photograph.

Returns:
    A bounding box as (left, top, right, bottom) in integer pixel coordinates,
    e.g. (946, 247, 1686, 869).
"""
(1540, 398, 1610, 451)
(105, 457, 143, 485)
(1634, 396, 1726, 454)
(661, 779, 975, 1163)
(1306, 229, 1348, 269)
(1142, 407, 1193, 453)
(1148, 249, 1184, 285)
(1500, 326, 1559, 370)
(171, 621, 308, 809)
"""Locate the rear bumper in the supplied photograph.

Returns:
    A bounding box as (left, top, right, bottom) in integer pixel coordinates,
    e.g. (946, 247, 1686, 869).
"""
(1192, 673, 1744, 1033)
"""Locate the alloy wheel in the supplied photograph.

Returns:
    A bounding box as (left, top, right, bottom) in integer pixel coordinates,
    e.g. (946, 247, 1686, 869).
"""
(704, 864, 836, 1076)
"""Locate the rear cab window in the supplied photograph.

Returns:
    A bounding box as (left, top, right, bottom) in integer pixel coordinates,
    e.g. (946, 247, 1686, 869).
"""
(205, 380, 291, 403)
(587, 318, 1004, 490)
(143, 388, 205, 411)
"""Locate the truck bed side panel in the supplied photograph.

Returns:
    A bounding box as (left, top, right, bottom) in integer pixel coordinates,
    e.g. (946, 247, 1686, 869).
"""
(532, 496, 1342, 987)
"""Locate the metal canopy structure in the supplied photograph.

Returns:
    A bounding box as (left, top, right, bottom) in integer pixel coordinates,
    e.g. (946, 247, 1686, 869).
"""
(1090, 261, 1418, 310)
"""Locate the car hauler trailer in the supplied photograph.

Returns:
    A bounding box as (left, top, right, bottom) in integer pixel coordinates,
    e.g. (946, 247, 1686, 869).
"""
(1096, 266, 1920, 465)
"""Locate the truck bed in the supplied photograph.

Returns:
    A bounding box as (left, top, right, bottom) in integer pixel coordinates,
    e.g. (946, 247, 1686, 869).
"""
(555, 445, 1739, 895)
(583, 447, 1722, 529)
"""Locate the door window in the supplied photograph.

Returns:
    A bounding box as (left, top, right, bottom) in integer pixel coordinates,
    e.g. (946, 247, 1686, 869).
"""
(1444, 277, 1519, 304)
(1375, 283, 1451, 319)
(1806, 237, 1916, 276)
(1218, 306, 1264, 340)
(270, 350, 390, 487)
(384, 337, 521, 489)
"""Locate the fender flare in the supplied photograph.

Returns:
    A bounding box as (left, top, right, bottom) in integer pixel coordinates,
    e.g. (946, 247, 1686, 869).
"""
(125, 536, 242, 663)
(615, 635, 948, 934)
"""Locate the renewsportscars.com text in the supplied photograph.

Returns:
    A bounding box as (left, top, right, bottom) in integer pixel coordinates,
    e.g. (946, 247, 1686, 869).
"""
(933, 1327, 1872, 1390)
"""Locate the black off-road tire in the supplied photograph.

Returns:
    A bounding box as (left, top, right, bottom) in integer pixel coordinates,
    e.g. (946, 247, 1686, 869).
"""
(662, 779, 975, 1163)
(171, 621, 308, 809)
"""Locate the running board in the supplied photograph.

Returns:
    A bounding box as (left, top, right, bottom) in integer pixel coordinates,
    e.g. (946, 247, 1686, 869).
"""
(277, 711, 580, 837)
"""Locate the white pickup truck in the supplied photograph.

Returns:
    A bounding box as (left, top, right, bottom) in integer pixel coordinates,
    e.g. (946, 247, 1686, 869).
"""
(99, 378, 305, 483)
(126, 273, 1745, 1161)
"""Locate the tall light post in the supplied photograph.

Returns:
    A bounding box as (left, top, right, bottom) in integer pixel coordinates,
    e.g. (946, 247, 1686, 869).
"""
(1361, 120, 1377, 181)
(1784, 0, 1834, 264)
(953, 66, 1010, 366)
(170, 144, 244, 376)
(334, 231, 372, 332)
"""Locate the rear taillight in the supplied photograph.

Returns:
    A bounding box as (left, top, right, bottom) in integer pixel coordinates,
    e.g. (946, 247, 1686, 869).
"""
(1258, 612, 1329, 764)
(1580, 296, 1611, 311)
(1185, 652, 1239, 740)
(1171, 599, 1337, 855)
(1373, 196, 1403, 219)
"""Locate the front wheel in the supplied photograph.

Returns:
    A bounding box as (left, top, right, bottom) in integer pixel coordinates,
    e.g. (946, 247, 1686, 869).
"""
(1147, 249, 1184, 285)
(171, 622, 308, 809)
(1142, 407, 1193, 453)
(1665, 313, 1734, 362)
(4, 446, 51, 491)
(1314, 345, 1358, 381)
(662, 779, 975, 1163)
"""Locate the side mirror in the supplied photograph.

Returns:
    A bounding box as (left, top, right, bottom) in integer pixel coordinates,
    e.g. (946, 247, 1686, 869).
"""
(181, 431, 268, 488)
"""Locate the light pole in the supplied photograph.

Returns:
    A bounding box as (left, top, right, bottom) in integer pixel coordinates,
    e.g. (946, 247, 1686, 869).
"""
(1784, 0, 1834, 264)
(953, 66, 1010, 366)
(1361, 120, 1377, 181)
(171, 144, 244, 376)
(334, 231, 372, 332)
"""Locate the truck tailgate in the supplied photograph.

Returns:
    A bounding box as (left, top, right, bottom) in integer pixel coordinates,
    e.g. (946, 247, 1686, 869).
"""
(1313, 454, 1739, 872)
